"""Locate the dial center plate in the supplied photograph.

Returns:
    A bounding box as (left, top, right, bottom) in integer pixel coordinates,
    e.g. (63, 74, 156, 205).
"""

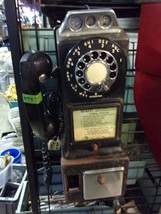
(86, 62, 108, 84)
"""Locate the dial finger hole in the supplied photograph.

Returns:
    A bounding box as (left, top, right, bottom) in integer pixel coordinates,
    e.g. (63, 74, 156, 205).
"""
(77, 62, 85, 69)
(91, 51, 98, 59)
(76, 70, 83, 77)
(110, 71, 117, 79)
(110, 63, 117, 70)
(99, 52, 107, 60)
(83, 55, 91, 63)
(84, 83, 91, 89)
(106, 56, 113, 64)
(78, 78, 85, 84)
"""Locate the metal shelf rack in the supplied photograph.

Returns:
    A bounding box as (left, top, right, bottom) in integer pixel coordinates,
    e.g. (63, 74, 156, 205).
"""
(4, 0, 161, 213)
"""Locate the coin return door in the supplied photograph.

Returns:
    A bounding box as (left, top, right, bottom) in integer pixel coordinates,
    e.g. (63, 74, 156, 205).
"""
(83, 167, 124, 200)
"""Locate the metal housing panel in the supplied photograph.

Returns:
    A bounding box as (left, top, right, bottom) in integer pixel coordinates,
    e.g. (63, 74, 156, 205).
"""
(83, 167, 124, 200)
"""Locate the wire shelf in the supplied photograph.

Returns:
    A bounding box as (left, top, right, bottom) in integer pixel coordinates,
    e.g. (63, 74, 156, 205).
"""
(5, 1, 161, 213)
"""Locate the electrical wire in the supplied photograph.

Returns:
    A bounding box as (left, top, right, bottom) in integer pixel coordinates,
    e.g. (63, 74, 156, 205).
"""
(42, 140, 52, 214)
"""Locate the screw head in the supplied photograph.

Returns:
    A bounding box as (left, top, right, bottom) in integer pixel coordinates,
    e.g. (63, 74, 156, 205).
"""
(39, 74, 47, 83)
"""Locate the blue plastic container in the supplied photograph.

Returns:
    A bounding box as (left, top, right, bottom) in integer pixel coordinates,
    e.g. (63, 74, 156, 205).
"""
(8, 101, 18, 108)
(1, 148, 21, 163)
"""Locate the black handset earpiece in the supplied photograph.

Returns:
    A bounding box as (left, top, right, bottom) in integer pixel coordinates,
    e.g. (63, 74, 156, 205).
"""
(20, 51, 59, 140)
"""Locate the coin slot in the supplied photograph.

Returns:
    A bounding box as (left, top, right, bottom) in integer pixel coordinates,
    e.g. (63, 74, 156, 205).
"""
(99, 15, 112, 28)
(68, 16, 83, 31)
(67, 174, 79, 193)
(85, 16, 96, 27)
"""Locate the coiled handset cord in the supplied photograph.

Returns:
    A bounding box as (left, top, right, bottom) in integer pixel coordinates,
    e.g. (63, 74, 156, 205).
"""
(42, 140, 52, 213)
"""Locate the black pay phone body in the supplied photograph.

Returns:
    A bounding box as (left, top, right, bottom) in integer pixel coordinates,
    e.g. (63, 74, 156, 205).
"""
(56, 8, 129, 202)
(20, 8, 129, 203)
(56, 8, 129, 159)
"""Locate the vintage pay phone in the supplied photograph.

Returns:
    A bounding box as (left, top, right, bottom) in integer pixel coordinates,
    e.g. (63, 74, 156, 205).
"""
(20, 8, 129, 203)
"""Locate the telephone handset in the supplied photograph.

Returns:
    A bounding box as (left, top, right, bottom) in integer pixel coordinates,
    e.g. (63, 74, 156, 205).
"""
(20, 51, 61, 187)
(20, 51, 59, 141)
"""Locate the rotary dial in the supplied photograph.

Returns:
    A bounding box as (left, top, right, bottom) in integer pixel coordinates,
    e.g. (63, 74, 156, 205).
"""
(65, 38, 125, 99)
(75, 49, 118, 93)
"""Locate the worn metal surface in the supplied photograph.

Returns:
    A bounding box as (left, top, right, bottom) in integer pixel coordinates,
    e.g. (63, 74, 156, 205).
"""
(83, 167, 124, 200)
(61, 147, 129, 203)
(56, 9, 129, 159)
